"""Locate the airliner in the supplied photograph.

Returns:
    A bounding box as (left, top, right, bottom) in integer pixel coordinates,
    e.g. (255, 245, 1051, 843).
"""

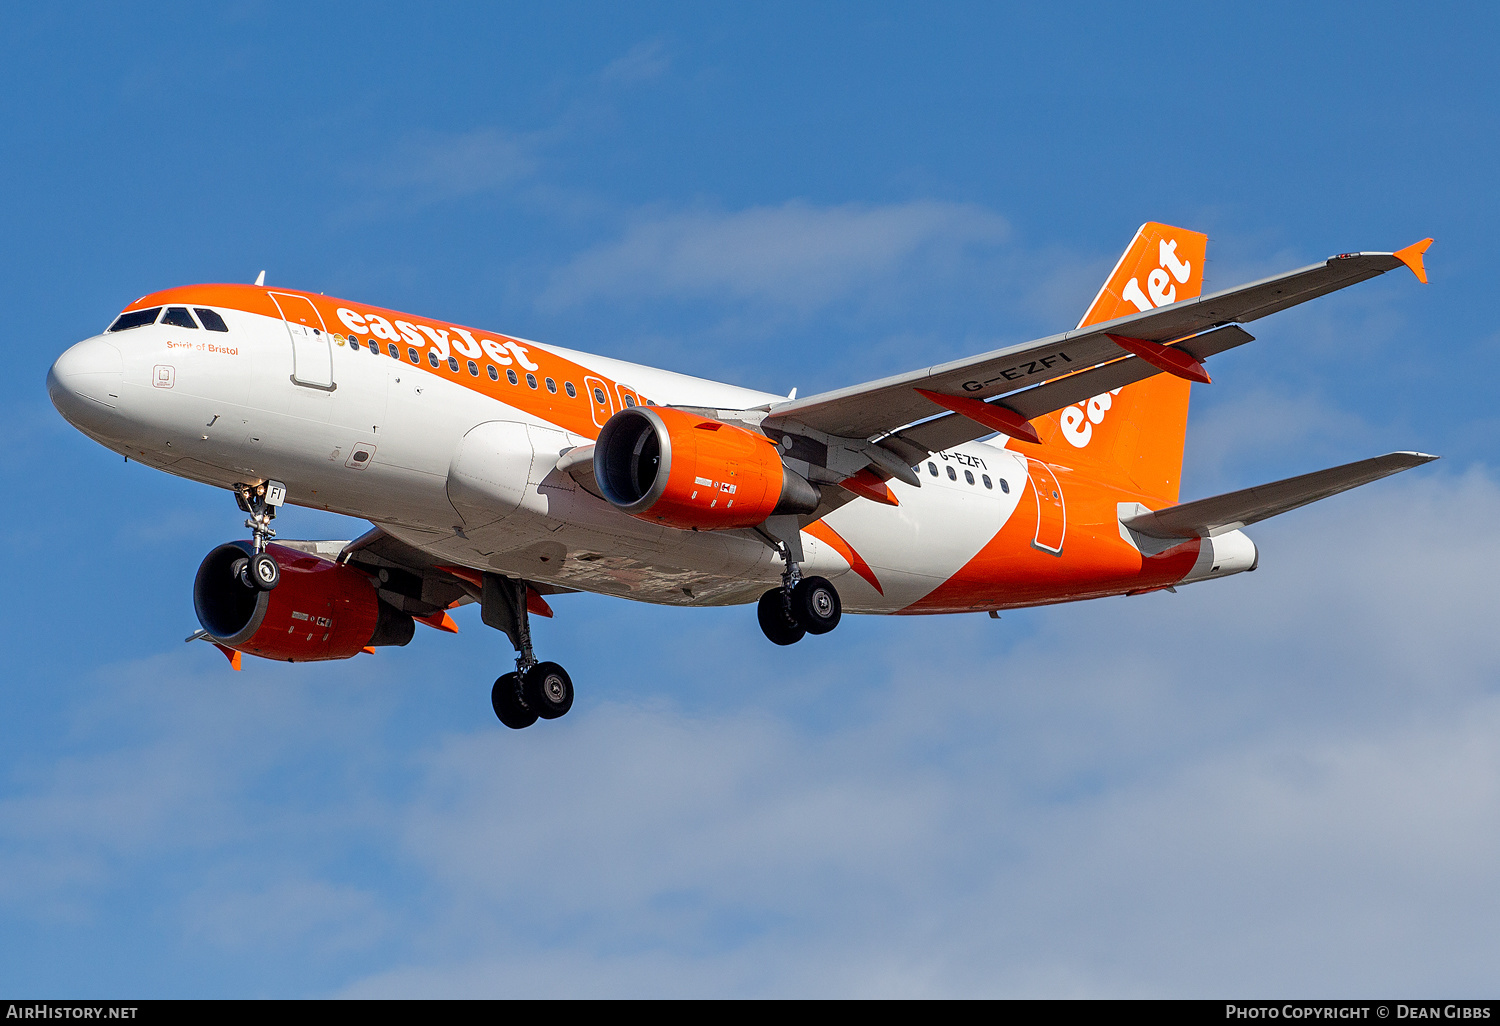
(47, 223, 1435, 727)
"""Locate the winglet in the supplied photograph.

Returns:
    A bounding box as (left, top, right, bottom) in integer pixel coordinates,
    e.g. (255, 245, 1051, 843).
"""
(1393, 238, 1433, 284)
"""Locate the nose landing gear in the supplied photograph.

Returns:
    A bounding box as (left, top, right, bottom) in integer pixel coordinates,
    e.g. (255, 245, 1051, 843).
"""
(232, 480, 286, 591)
(482, 573, 575, 729)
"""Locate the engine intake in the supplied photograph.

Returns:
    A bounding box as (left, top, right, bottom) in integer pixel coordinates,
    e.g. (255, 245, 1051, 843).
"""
(594, 406, 818, 530)
(194, 542, 414, 662)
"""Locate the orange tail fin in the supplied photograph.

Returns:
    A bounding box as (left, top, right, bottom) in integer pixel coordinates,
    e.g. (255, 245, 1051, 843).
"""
(1020, 222, 1207, 504)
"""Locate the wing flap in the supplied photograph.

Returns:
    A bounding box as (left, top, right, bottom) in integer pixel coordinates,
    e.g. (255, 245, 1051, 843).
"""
(765, 250, 1415, 443)
(1122, 451, 1438, 540)
(889, 325, 1254, 458)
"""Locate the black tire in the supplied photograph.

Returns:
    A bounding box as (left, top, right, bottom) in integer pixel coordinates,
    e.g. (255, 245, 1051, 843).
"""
(231, 557, 254, 590)
(523, 661, 574, 719)
(492, 672, 537, 729)
(248, 552, 280, 591)
(757, 589, 806, 646)
(790, 576, 841, 635)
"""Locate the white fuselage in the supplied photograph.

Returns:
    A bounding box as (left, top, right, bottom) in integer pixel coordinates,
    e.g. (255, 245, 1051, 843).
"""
(50, 302, 1035, 613)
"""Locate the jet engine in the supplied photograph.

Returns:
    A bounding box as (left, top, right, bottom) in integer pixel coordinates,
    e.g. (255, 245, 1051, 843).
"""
(193, 542, 414, 662)
(593, 406, 819, 530)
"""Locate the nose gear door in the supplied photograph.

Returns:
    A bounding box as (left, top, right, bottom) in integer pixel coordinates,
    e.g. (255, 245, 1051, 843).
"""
(269, 292, 334, 390)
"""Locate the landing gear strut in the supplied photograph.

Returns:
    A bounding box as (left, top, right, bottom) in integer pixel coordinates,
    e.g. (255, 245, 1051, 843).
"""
(232, 480, 286, 591)
(483, 573, 574, 729)
(755, 516, 841, 646)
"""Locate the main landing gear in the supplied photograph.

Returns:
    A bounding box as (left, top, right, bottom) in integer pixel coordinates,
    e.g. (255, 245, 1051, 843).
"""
(755, 518, 842, 646)
(482, 573, 575, 730)
(231, 480, 287, 592)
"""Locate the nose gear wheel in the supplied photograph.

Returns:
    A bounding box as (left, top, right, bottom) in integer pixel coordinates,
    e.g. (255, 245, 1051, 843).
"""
(231, 480, 287, 590)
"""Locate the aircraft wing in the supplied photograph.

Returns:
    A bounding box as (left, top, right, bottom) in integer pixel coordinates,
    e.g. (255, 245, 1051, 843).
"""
(279, 527, 574, 623)
(1121, 451, 1438, 540)
(887, 324, 1254, 460)
(761, 248, 1425, 450)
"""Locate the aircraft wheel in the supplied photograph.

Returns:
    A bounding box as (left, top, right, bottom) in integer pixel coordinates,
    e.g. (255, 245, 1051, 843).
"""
(248, 552, 280, 591)
(523, 661, 574, 720)
(790, 576, 841, 635)
(757, 589, 806, 646)
(492, 672, 537, 729)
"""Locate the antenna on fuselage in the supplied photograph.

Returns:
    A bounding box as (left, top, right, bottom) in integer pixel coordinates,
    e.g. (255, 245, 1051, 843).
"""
(787, 387, 797, 400)
(254, 270, 265, 286)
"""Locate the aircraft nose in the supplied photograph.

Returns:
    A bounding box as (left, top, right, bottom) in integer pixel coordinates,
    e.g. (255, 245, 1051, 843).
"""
(47, 336, 124, 435)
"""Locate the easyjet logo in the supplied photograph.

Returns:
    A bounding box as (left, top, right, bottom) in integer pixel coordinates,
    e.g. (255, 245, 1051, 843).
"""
(1060, 387, 1123, 448)
(1120, 238, 1193, 313)
(1061, 235, 1196, 448)
(335, 307, 539, 370)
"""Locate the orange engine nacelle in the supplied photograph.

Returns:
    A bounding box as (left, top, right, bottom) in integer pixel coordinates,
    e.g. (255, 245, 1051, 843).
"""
(193, 542, 415, 662)
(593, 406, 819, 530)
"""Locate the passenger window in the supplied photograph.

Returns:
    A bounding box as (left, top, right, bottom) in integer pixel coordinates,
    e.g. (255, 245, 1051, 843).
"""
(161, 307, 198, 329)
(593, 387, 606, 404)
(623, 394, 635, 407)
(927, 462, 938, 476)
(507, 369, 519, 385)
(487, 365, 499, 381)
(428, 352, 440, 368)
(965, 470, 975, 485)
(468, 360, 479, 376)
(194, 308, 229, 332)
(407, 347, 419, 363)
(107, 307, 162, 332)
(947, 466, 957, 481)
(447, 357, 459, 372)
(645, 399, 656, 405)
(388, 343, 399, 359)
(526, 373, 538, 389)
(368, 340, 380, 354)
(545, 377, 558, 394)
(982, 474, 992, 489)
(565, 381, 577, 398)
(999, 478, 1010, 494)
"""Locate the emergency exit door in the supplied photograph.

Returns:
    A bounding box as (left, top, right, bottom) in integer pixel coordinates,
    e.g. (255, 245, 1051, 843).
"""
(1026, 458, 1066, 555)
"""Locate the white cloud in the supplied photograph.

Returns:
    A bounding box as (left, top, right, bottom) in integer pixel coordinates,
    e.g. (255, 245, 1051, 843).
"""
(601, 41, 670, 86)
(538, 200, 1012, 313)
(357, 128, 538, 209)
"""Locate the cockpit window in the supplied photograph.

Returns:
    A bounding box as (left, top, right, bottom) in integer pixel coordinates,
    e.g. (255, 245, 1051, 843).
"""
(161, 307, 198, 329)
(194, 308, 229, 332)
(107, 307, 161, 332)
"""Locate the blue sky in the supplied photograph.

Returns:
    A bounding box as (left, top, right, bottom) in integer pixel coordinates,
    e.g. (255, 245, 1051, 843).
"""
(3, 2, 1499, 996)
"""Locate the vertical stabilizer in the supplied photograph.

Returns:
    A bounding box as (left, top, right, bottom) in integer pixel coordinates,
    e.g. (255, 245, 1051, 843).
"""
(1020, 222, 1207, 504)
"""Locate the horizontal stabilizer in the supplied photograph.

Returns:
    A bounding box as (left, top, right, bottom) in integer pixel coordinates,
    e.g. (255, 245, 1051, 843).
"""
(1122, 451, 1438, 539)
